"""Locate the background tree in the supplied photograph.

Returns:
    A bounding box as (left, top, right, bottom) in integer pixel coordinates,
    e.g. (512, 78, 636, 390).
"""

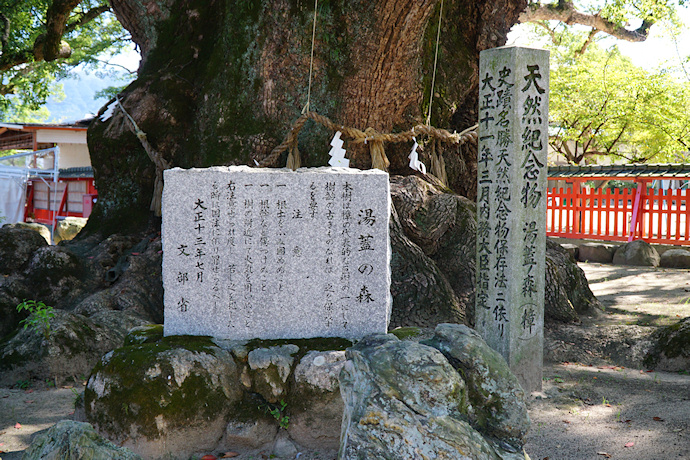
(0, 0, 130, 119)
(542, 28, 690, 164)
(519, 0, 686, 45)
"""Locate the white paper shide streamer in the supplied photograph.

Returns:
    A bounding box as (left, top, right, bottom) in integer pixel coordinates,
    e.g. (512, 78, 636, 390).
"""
(328, 131, 349, 167)
(408, 138, 426, 174)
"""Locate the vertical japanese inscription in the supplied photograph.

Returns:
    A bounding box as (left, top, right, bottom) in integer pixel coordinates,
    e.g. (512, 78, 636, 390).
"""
(476, 46, 548, 393)
(162, 167, 391, 341)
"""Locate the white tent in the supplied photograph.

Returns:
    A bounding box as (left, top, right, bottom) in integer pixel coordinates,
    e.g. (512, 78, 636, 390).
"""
(0, 147, 59, 225)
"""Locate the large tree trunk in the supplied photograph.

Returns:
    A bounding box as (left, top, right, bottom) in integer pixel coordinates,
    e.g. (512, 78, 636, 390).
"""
(87, 0, 527, 235)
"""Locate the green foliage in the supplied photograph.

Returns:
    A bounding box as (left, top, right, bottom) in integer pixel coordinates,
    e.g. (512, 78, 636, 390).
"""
(541, 28, 690, 164)
(16, 299, 55, 340)
(0, 0, 132, 121)
(260, 399, 290, 429)
(592, 0, 685, 27)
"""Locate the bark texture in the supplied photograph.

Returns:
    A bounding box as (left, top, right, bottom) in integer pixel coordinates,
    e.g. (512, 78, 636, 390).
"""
(389, 176, 602, 327)
(89, 0, 527, 234)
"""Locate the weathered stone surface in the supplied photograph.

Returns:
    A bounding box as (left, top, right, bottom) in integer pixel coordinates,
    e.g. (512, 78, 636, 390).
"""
(0, 226, 48, 275)
(247, 344, 299, 403)
(220, 420, 278, 451)
(559, 243, 579, 260)
(339, 334, 528, 460)
(83, 336, 241, 460)
(424, 324, 529, 445)
(22, 420, 142, 460)
(613, 240, 660, 266)
(4, 222, 51, 244)
(660, 248, 690, 269)
(54, 217, 88, 244)
(82, 333, 352, 458)
(475, 46, 549, 394)
(290, 350, 346, 450)
(123, 324, 164, 346)
(644, 317, 690, 372)
(0, 309, 147, 386)
(578, 243, 617, 264)
(163, 166, 391, 341)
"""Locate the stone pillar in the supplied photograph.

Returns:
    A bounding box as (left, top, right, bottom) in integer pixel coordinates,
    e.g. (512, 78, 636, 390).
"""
(475, 46, 549, 393)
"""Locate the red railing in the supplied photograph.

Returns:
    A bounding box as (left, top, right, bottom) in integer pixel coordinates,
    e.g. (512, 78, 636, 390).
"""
(547, 178, 690, 245)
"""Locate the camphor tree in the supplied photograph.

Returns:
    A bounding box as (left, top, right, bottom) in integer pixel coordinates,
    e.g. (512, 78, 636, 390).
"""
(0, 0, 679, 358)
(1, 0, 686, 233)
(536, 26, 690, 164)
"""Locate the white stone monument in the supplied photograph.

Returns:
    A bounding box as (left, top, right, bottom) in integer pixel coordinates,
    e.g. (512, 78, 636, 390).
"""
(475, 46, 549, 393)
(162, 166, 391, 341)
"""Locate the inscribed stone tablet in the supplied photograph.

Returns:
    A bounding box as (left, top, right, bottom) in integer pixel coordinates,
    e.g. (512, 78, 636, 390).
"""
(475, 46, 549, 393)
(162, 166, 391, 340)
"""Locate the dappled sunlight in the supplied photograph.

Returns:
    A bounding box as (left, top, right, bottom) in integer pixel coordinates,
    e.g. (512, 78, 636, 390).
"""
(526, 363, 690, 460)
(578, 262, 690, 323)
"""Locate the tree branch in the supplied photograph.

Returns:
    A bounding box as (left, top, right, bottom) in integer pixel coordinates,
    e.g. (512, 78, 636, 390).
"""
(519, 1, 654, 42)
(0, 12, 9, 53)
(0, 2, 110, 72)
(66, 5, 111, 33)
(41, 0, 83, 61)
(0, 49, 33, 72)
(576, 28, 599, 55)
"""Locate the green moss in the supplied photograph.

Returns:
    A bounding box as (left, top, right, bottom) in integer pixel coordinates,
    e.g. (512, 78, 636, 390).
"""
(390, 327, 423, 340)
(245, 336, 352, 353)
(644, 319, 690, 369)
(123, 324, 164, 347)
(85, 335, 229, 440)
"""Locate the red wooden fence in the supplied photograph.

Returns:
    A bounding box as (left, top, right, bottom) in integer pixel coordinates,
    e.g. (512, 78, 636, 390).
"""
(547, 179, 690, 245)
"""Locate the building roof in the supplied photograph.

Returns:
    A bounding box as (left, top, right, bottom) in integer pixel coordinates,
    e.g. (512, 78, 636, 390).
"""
(0, 121, 90, 150)
(59, 166, 94, 178)
(548, 164, 690, 179)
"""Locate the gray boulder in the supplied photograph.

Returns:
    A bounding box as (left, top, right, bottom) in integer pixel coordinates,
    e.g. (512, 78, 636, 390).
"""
(424, 324, 530, 445)
(613, 240, 660, 266)
(22, 420, 142, 460)
(0, 309, 148, 386)
(578, 242, 618, 264)
(660, 248, 690, 268)
(559, 243, 579, 260)
(4, 222, 51, 244)
(83, 336, 241, 460)
(247, 344, 299, 403)
(338, 331, 529, 460)
(289, 350, 346, 450)
(54, 217, 87, 244)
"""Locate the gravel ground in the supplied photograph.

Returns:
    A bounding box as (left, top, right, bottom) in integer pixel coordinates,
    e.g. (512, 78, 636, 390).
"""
(526, 262, 690, 460)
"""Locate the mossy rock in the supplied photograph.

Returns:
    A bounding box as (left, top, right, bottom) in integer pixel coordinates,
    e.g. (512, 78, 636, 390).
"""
(84, 335, 241, 459)
(23, 420, 142, 460)
(123, 324, 164, 346)
(0, 309, 148, 386)
(643, 317, 690, 372)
